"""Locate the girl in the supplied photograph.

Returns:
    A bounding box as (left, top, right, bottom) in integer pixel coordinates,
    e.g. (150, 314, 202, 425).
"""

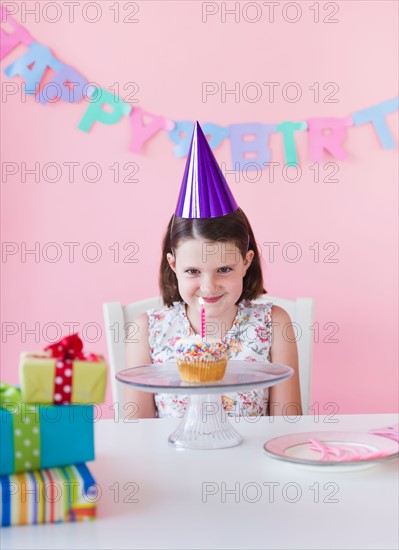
(125, 123, 302, 418)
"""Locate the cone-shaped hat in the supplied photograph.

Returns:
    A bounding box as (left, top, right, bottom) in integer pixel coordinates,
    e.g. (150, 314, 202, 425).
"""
(175, 122, 239, 218)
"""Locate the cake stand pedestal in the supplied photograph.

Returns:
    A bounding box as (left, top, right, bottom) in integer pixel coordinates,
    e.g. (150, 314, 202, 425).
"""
(167, 392, 243, 449)
(116, 360, 293, 450)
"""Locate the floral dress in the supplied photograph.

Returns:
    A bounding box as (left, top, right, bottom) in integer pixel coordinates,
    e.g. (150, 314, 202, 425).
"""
(147, 300, 274, 418)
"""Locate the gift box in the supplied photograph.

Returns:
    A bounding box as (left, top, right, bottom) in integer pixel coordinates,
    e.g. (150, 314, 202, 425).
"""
(0, 463, 97, 526)
(0, 385, 95, 476)
(19, 333, 107, 404)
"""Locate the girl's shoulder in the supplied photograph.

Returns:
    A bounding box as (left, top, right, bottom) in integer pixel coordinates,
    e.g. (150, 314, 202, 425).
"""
(239, 298, 274, 321)
(240, 300, 293, 333)
(240, 298, 290, 317)
(146, 301, 184, 323)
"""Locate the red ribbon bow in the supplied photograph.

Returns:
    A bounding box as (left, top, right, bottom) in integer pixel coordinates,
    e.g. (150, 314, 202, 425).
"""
(44, 333, 84, 360)
(43, 333, 98, 404)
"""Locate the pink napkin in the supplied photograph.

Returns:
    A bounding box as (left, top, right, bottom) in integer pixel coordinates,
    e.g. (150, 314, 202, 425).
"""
(307, 438, 394, 462)
(308, 425, 399, 462)
(369, 424, 399, 442)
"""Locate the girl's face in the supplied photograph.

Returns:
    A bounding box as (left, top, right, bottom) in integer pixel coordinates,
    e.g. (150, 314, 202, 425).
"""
(166, 238, 254, 318)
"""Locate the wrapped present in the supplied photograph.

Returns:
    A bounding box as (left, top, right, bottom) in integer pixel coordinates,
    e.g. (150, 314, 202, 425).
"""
(0, 384, 95, 476)
(19, 333, 107, 404)
(0, 463, 97, 526)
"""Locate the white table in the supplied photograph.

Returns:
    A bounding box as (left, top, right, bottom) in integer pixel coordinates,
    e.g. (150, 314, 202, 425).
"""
(2, 414, 398, 550)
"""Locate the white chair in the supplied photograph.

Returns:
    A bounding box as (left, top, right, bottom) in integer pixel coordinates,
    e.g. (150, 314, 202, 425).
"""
(103, 296, 314, 413)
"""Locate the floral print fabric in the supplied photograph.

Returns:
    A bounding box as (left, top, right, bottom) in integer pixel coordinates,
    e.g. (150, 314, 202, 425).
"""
(147, 300, 274, 418)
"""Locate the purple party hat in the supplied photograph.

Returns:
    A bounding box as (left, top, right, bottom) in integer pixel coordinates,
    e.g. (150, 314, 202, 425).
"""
(175, 122, 239, 218)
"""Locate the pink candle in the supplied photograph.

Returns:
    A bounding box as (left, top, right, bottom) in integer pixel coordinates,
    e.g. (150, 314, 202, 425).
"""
(199, 297, 206, 339)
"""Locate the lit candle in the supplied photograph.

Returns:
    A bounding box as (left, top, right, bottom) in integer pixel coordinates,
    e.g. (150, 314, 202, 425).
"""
(199, 297, 206, 339)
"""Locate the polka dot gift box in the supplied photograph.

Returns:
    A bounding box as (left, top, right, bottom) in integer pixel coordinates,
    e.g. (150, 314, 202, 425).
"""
(0, 384, 94, 476)
(19, 333, 107, 404)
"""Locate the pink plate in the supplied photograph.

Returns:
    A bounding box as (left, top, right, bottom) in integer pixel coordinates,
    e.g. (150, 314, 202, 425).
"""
(263, 431, 399, 471)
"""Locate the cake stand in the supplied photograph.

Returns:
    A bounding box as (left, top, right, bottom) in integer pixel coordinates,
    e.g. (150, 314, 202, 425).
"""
(116, 360, 293, 450)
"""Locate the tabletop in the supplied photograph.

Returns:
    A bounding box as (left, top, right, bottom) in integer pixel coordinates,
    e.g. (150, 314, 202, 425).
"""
(1, 413, 398, 550)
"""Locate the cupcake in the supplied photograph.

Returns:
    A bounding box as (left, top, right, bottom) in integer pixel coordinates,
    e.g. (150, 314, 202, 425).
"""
(174, 336, 229, 383)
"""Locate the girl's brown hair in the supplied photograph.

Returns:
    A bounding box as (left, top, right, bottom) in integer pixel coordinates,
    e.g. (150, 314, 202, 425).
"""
(159, 208, 267, 306)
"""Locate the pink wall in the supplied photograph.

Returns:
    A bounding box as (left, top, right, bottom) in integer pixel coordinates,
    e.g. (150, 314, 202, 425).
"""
(1, 0, 398, 415)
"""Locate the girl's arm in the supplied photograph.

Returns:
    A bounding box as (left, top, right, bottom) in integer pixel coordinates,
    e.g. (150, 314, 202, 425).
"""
(123, 312, 157, 419)
(268, 305, 303, 416)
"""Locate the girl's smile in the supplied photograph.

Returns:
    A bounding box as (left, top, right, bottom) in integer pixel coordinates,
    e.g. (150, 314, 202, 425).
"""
(201, 296, 223, 303)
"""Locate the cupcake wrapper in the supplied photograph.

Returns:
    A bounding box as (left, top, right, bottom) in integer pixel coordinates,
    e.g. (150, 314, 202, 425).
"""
(176, 359, 227, 383)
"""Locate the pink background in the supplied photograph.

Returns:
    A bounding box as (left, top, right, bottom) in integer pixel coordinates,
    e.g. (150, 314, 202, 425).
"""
(1, 0, 398, 415)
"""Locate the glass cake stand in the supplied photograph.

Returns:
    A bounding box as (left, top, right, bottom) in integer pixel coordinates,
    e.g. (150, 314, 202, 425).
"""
(116, 360, 293, 450)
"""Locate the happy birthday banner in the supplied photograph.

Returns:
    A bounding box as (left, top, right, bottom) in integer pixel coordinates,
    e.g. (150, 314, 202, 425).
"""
(1, 5, 398, 170)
